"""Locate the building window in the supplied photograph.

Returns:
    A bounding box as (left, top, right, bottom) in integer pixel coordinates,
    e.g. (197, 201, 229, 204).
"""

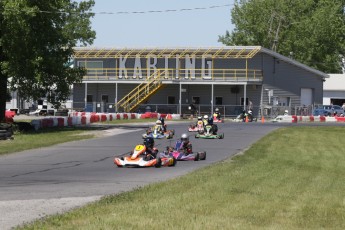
(78, 61, 103, 75)
(240, 97, 249, 106)
(101, 95, 109, 103)
(215, 97, 223, 105)
(192, 96, 200, 104)
(87, 95, 93, 103)
(167, 96, 175, 104)
(278, 97, 290, 106)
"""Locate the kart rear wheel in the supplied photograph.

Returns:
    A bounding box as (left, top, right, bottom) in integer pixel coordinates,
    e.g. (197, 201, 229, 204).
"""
(155, 157, 162, 168)
(200, 151, 206, 160)
(219, 133, 224, 139)
(170, 157, 177, 166)
(194, 152, 200, 161)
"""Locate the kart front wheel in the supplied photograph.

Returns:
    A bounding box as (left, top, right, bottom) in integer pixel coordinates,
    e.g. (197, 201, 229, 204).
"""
(219, 133, 224, 139)
(155, 157, 162, 168)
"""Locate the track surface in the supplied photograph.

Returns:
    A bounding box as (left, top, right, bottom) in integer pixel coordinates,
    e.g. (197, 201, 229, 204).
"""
(0, 121, 329, 229)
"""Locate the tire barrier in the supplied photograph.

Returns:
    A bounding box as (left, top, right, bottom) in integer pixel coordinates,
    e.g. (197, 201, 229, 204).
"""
(29, 112, 181, 130)
(0, 123, 14, 140)
(272, 115, 345, 123)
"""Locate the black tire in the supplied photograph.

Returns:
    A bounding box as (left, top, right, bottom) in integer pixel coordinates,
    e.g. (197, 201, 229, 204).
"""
(194, 152, 200, 161)
(219, 133, 224, 139)
(155, 157, 162, 168)
(200, 151, 207, 160)
(171, 129, 175, 135)
(170, 157, 177, 166)
(195, 134, 199, 139)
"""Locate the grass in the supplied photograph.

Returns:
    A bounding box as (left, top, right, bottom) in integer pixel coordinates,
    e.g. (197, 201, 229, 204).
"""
(16, 126, 345, 229)
(0, 127, 96, 155)
(0, 118, 184, 156)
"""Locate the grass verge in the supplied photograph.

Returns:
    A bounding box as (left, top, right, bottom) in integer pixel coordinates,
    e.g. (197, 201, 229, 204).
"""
(17, 126, 345, 229)
(0, 127, 96, 155)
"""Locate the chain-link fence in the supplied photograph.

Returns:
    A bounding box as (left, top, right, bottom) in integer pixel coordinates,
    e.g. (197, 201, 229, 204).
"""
(70, 102, 319, 119)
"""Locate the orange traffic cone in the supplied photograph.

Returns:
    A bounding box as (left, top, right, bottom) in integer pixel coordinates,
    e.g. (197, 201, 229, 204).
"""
(245, 115, 248, 123)
(261, 116, 265, 124)
(166, 114, 172, 120)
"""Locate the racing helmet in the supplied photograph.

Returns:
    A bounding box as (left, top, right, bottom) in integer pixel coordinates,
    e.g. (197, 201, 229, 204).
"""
(143, 137, 154, 148)
(248, 110, 253, 115)
(215, 108, 219, 112)
(197, 116, 202, 120)
(156, 120, 162, 125)
(203, 115, 209, 119)
(284, 110, 288, 113)
(181, 133, 189, 143)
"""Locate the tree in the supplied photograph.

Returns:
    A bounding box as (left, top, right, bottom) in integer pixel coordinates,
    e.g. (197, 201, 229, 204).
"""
(0, 0, 96, 121)
(219, 0, 345, 73)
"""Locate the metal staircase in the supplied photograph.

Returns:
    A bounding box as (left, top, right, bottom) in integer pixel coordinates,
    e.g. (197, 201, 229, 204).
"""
(116, 70, 165, 112)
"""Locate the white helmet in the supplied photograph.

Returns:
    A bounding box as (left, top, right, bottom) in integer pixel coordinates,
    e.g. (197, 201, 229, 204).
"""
(248, 110, 252, 114)
(181, 133, 189, 142)
(156, 120, 162, 125)
(284, 110, 288, 113)
(197, 116, 202, 120)
(203, 115, 208, 119)
(215, 108, 219, 112)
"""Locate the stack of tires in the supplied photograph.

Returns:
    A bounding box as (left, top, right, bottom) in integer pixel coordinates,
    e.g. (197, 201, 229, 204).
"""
(0, 123, 14, 140)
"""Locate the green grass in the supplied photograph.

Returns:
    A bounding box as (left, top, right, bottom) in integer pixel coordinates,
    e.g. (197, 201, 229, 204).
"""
(0, 127, 95, 155)
(16, 126, 345, 229)
(1, 118, 184, 156)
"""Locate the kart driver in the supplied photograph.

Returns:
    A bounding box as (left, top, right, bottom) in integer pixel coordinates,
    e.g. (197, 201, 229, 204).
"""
(165, 133, 192, 156)
(202, 115, 209, 126)
(143, 136, 157, 160)
(207, 116, 218, 135)
(153, 120, 164, 133)
(180, 133, 193, 155)
(213, 108, 221, 120)
(196, 116, 203, 126)
(159, 116, 166, 132)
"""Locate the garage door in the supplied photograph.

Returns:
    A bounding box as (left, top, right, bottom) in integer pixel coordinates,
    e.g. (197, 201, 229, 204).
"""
(301, 88, 313, 106)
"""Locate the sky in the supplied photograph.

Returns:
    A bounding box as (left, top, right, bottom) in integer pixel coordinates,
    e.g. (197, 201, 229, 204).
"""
(89, 0, 235, 48)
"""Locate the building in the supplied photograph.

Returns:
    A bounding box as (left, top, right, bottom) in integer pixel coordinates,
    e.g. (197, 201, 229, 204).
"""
(72, 46, 327, 117)
(323, 74, 345, 106)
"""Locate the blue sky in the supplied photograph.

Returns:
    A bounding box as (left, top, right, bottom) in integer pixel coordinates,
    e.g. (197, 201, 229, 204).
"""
(90, 0, 235, 48)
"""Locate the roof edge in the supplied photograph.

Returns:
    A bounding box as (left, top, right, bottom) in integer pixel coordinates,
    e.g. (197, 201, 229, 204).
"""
(259, 47, 329, 79)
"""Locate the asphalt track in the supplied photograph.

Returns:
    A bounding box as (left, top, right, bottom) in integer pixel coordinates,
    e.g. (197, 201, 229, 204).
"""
(0, 121, 342, 229)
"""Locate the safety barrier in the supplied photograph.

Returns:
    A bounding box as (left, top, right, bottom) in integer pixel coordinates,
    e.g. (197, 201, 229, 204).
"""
(29, 112, 181, 130)
(272, 115, 345, 123)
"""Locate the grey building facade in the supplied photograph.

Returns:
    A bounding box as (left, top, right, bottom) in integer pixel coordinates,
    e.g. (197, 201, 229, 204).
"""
(72, 46, 327, 117)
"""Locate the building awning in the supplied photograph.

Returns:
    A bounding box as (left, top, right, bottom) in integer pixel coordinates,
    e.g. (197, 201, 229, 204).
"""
(73, 46, 261, 59)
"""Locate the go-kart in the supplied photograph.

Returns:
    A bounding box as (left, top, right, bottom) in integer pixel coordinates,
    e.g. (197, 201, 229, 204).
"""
(213, 115, 224, 123)
(163, 141, 206, 161)
(188, 120, 204, 132)
(142, 127, 175, 139)
(114, 144, 176, 168)
(195, 124, 224, 139)
(233, 111, 257, 122)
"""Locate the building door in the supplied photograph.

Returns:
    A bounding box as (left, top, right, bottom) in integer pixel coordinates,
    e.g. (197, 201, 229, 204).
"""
(102, 95, 109, 112)
(301, 88, 313, 106)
